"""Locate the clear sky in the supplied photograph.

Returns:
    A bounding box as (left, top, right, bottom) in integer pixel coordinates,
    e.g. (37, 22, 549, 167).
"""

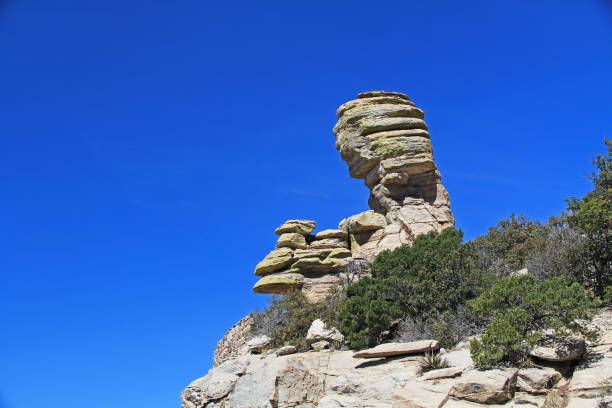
(1, 1, 611, 407)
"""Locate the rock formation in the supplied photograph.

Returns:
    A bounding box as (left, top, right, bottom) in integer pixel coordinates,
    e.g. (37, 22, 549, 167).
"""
(252, 91, 454, 301)
(334, 91, 454, 261)
(252, 220, 364, 302)
(183, 91, 612, 408)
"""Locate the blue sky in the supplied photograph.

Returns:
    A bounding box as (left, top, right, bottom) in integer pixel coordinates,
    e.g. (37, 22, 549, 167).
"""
(1, 1, 611, 407)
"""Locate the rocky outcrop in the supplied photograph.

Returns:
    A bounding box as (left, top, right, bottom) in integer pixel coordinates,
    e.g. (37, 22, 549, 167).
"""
(334, 91, 454, 261)
(213, 315, 253, 367)
(252, 219, 367, 302)
(185, 310, 612, 408)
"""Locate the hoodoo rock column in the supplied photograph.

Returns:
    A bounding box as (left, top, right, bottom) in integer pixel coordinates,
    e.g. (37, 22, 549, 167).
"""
(334, 91, 454, 261)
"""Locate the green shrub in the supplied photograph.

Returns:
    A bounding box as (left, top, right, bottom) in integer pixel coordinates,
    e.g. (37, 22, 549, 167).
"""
(561, 141, 612, 298)
(340, 228, 493, 349)
(419, 351, 449, 374)
(474, 214, 548, 274)
(252, 284, 346, 351)
(604, 285, 612, 306)
(469, 275, 600, 368)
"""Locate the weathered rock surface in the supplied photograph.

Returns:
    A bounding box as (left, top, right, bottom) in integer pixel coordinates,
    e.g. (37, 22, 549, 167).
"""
(252, 272, 304, 294)
(448, 369, 518, 404)
(306, 319, 344, 345)
(276, 232, 308, 250)
(247, 335, 272, 354)
(276, 345, 297, 356)
(530, 335, 586, 362)
(353, 340, 439, 359)
(275, 220, 316, 236)
(516, 367, 561, 394)
(334, 91, 454, 261)
(213, 315, 253, 367)
(254, 248, 294, 276)
(393, 381, 453, 408)
(421, 367, 465, 381)
(315, 229, 348, 240)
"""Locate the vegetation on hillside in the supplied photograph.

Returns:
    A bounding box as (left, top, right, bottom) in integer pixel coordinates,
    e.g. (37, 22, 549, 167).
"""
(339, 228, 492, 349)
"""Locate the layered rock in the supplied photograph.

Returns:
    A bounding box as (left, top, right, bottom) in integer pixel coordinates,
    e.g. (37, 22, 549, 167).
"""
(334, 91, 454, 261)
(252, 220, 364, 302)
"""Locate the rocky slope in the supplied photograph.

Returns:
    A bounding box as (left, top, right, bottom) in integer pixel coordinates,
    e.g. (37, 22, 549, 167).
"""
(251, 91, 454, 302)
(183, 309, 612, 408)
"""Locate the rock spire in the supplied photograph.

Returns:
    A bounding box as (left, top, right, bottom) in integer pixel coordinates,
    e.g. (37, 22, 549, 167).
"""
(334, 91, 454, 261)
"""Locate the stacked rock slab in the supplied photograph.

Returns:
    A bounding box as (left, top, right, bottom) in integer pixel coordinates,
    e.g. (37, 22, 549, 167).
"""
(334, 91, 454, 261)
(253, 220, 360, 302)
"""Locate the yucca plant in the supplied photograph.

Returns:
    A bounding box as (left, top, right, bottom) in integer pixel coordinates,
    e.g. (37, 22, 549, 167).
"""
(419, 351, 449, 373)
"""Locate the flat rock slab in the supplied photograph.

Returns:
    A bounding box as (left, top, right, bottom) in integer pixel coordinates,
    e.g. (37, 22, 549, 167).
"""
(449, 368, 518, 405)
(353, 340, 439, 359)
(569, 344, 612, 393)
(392, 382, 452, 408)
(274, 219, 316, 236)
(421, 366, 464, 381)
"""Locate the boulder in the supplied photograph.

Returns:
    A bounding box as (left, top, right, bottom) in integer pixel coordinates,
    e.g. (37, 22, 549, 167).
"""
(442, 348, 474, 370)
(315, 229, 348, 240)
(247, 335, 271, 354)
(306, 319, 344, 345)
(309, 238, 348, 249)
(182, 370, 238, 408)
(275, 220, 316, 236)
(345, 210, 387, 232)
(516, 367, 561, 394)
(252, 273, 303, 294)
(512, 268, 529, 277)
(182, 357, 250, 408)
(421, 366, 464, 381)
(529, 335, 586, 362)
(254, 247, 293, 276)
(276, 345, 297, 356)
(353, 340, 439, 359)
(276, 232, 308, 250)
(448, 369, 518, 404)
